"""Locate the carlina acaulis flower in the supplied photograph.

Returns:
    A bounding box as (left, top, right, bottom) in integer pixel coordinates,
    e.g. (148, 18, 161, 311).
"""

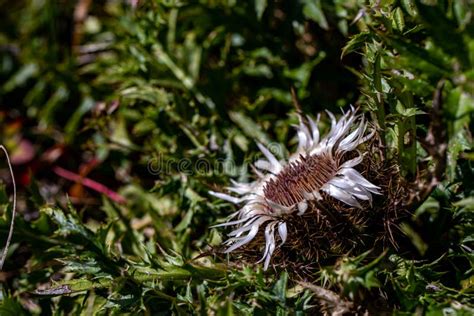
(210, 107, 383, 270)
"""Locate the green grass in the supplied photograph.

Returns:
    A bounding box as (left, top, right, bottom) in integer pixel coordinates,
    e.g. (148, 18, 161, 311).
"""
(0, 0, 473, 314)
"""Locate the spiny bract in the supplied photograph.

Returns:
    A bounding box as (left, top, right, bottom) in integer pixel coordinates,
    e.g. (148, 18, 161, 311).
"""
(210, 107, 381, 270)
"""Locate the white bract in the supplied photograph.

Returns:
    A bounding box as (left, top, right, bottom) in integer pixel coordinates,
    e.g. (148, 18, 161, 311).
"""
(210, 107, 380, 270)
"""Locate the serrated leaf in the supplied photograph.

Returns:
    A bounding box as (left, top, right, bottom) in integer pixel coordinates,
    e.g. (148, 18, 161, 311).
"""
(414, 0, 470, 67)
(341, 32, 371, 58)
(395, 102, 425, 117)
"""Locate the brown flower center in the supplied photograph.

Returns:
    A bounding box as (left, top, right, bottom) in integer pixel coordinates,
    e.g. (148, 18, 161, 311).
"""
(263, 153, 337, 207)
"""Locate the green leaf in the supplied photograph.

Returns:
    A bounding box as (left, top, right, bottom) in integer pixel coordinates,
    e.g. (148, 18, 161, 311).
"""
(129, 265, 192, 281)
(383, 35, 450, 74)
(42, 206, 90, 238)
(153, 44, 215, 110)
(272, 272, 288, 304)
(414, 0, 470, 68)
(401, 0, 418, 17)
(302, 0, 329, 30)
(175, 209, 193, 232)
(0, 297, 28, 315)
(255, 0, 267, 20)
(373, 51, 382, 92)
(284, 51, 326, 90)
(395, 102, 425, 117)
(364, 270, 381, 289)
(64, 97, 95, 143)
(2, 63, 39, 93)
(132, 119, 157, 136)
(454, 0, 472, 30)
(217, 298, 235, 316)
(34, 278, 112, 296)
(228, 111, 272, 146)
(400, 223, 428, 256)
(341, 32, 372, 58)
(392, 7, 405, 32)
(121, 84, 170, 106)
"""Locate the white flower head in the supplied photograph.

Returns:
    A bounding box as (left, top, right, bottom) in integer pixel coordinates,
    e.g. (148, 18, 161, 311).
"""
(210, 107, 381, 270)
